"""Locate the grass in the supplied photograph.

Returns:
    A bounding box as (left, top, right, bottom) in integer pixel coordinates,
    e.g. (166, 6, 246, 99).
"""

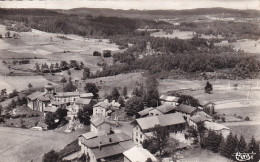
(0, 126, 87, 162)
(228, 125, 260, 143)
(179, 148, 231, 162)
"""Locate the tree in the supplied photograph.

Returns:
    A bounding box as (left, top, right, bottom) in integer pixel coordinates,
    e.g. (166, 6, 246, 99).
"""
(82, 67, 91, 80)
(44, 112, 56, 129)
(145, 76, 160, 107)
(103, 50, 112, 57)
(111, 87, 120, 101)
(67, 69, 71, 76)
(247, 136, 260, 162)
(153, 125, 169, 157)
(28, 83, 33, 90)
(35, 63, 40, 73)
(60, 61, 68, 69)
(203, 130, 223, 153)
(93, 51, 101, 56)
(125, 96, 144, 116)
(63, 77, 77, 92)
(220, 132, 236, 159)
(237, 135, 247, 153)
(61, 77, 67, 88)
(205, 81, 213, 94)
(5, 31, 11, 38)
(9, 89, 18, 98)
(55, 108, 68, 122)
(1, 89, 7, 96)
(122, 87, 127, 98)
(84, 83, 99, 99)
(77, 106, 91, 125)
(42, 150, 60, 162)
(118, 96, 125, 107)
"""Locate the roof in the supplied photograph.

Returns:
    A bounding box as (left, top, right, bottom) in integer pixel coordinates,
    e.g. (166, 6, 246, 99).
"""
(136, 113, 186, 131)
(81, 133, 131, 148)
(38, 96, 50, 102)
(160, 95, 179, 102)
(51, 100, 66, 105)
(94, 101, 111, 109)
(80, 131, 98, 140)
(118, 140, 136, 150)
(80, 93, 94, 98)
(123, 146, 157, 162)
(156, 104, 176, 114)
(175, 104, 197, 114)
(196, 111, 212, 119)
(44, 106, 58, 113)
(138, 107, 155, 116)
(92, 144, 125, 159)
(90, 116, 109, 127)
(27, 91, 44, 100)
(204, 121, 230, 131)
(190, 114, 210, 123)
(75, 98, 92, 105)
(44, 85, 54, 89)
(55, 91, 80, 97)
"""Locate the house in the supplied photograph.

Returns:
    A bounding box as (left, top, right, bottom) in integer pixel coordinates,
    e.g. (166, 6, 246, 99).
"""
(137, 107, 155, 118)
(90, 116, 111, 136)
(80, 93, 94, 99)
(189, 111, 213, 130)
(55, 91, 80, 105)
(74, 98, 92, 109)
(133, 113, 186, 146)
(159, 95, 179, 106)
(79, 133, 135, 162)
(123, 146, 157, 162)
(27, 91, 45, 111)
(27, 85, 56, 112)
(93, 100, 112, 116)
(175, 104, 197, 123)
(204, 121, 230, 138)
(149, 103, 176, 116)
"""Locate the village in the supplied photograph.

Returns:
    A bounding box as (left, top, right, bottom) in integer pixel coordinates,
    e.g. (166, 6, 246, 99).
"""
(0, 78, 240, 162)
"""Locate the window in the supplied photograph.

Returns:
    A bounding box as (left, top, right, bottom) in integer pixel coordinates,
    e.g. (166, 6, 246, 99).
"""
(136, 132, 138, 137)
(140, 134, 142, 139)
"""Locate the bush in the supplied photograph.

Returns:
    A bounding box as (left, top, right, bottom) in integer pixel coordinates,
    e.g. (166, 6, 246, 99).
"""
(244, 116, 250, 121)
(93, 51, 101, 56)
(103, 50, 112, 57)
(221, 116, 226, 122)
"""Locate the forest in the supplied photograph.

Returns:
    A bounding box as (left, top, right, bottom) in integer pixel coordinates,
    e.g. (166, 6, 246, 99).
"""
(0, 8, 260, 79)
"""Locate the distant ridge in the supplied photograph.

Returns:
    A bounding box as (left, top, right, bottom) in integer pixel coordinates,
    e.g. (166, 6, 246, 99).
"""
(54, 7, 260, 19)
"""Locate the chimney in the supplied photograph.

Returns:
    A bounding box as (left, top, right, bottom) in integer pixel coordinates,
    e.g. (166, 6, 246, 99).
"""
(99, 141, 102, 150)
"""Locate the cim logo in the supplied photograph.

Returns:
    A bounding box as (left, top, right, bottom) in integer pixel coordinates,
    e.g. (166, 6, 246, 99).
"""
(233, 151, 256, 161)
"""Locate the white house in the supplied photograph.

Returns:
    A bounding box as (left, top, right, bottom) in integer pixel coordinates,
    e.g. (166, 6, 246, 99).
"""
(90, 116, 111, 136)
(204, 121, 231, 138)
(133, 113, 186, 146)
(93, 100, 112, 117)
(123, 146, 157, 162)
(79, 133, 135, 162)
(159, 95, 179, 106)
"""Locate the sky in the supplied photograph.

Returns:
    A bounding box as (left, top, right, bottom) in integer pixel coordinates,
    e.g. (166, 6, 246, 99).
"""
(0, 0, 259, 10)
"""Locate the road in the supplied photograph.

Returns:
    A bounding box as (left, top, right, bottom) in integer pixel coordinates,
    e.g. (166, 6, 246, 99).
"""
(0, 126, 86, 162)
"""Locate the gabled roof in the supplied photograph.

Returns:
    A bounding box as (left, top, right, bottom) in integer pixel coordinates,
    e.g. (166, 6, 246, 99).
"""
(204, 121, 230, 131)
(38, 96, 50, 102)
(90, 116, 109, 127)
(160, 95, 179, 102)
(94, 101, 111, 109)
(138, 107, 155, 116)
(80, 131, 98, 140)
(51, 100, 66, 106)
(81, 133, 131, 148)
(74, 98, 92, 105)
(175, 104, 197, 114)
(190, 114, 210, 123)
(55, 91, 80, 97)
(44, 106, 58, 113)
(136, 113, 186, 131)
(27, 91, 44, 100)
(156, 104, 176, 114)
(123, 146, 157, 162)
(80, 93, 94, 98)
(92, 144, 125, 159)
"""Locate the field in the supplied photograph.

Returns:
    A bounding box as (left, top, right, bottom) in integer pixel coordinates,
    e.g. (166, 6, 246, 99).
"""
(159, 78, 260, 143)
(0, 126, 88, 162)
(0, 24, 121, 93)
